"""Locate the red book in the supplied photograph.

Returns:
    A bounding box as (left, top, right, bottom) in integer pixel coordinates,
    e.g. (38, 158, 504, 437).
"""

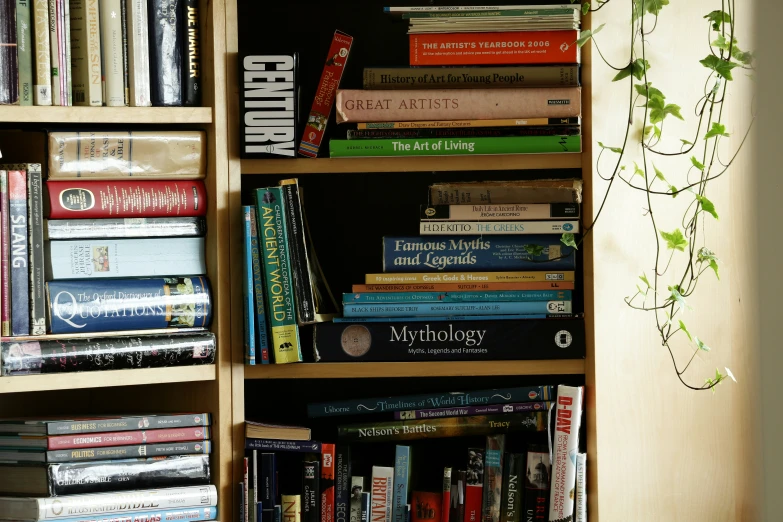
(0, 171, 9, 336)
(46, 426, 210, 449)
(409, 31, 579, 66)
(442, 469, 452, 522)
(412, 491, 442, 522)
(464, 448, 484, 522)
(45, 180, 208, 219)
(321, 443, 336, 522)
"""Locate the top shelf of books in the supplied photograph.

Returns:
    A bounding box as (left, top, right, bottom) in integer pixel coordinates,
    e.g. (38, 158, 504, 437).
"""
(0, 107, 213, 125)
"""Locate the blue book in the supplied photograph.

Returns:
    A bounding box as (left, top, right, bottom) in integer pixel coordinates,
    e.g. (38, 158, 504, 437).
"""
(360, 492, 371, 522)
(243, 206, 257, 365)
(308, 386, 555, 418)
(249, 208, 270, 364)
(47, 277, 212, 334)
(382, 235, 576, 272)
(54, 507, 218, 522)
(343, 290, 571, 304)
(343, 301, 572, 318)
(332, 314, 566, 323)
(393, 446, 411, 522)
(274, 505, 282, 522)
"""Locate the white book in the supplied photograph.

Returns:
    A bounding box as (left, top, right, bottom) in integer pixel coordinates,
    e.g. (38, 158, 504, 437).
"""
(419, 220, 580, 235)
(371, 466, 394, 522)
(125, 0, 150, 106)
(575, 453, 587, 522)
(548, 385, 584, 522)
(384, 5, 578, 13)
(99, 0, 125, 106)
(47, 0, 59, 105)
(63, 0, 72, 105)
(0, 485, 218, 520)
(45, 237, 206, 279)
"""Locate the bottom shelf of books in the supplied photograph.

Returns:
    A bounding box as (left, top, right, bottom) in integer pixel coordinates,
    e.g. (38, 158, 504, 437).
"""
(240, 376, 588, 522)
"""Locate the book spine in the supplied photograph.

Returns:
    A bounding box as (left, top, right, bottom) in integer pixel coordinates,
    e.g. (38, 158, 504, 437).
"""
(8, 170, 29, 336)
(482, 435, 505, 522)
(239, 482, 246, 522)
(239, 54, 298, 159)
(244, 458, 250, 522)
(523, 447, 549, 522)
(46, 238, 206, 279)
(48, 131, 206, 179)
(249, 208, 270, 363)
(321, 444, 336, 522)
(246, 439, 322, 453)
(0, 171, 9, 336)
(280, 179, 315, 324)
(421, 203, 579, 221)
(394, 402, 552, 421)
(347, 127, 579, 140)
(332, 314, 576, 324)
(450, 472, 463, 522)
(0, 0, 18, 104)
(420, 221, 579, 236)
(370, 466, 394, 522)
(359, 493, 370, 522)
(32, 0, 51, 104)
(41, 506, 218, 522)
(243, 206, 257, 364)
(255, 187, 302, 364)
(310, 386, 553, 418)
(17, 0, 32, 104)
(46, 217, 207, 239)
(47, 413, 211, 435)
(429, 185, 582, 206)
(250, 450, 257, 522)
(366, 271, 574, 284)
(126, 0, 150, 106)
(182, 0, 199, 106)
(382, 235, 576, 273)
(1, 332, 216, 375)
(47, 0, 58, 104)
(345, 291, 570, 304)
(575, 454, 586, 522)
(548, 386, 583, 522)
(350, 477, 364, 522)
(275, 507, 282, 522)
(335, 88, 580, 124)
(363, 66, 579, 90)
(393, 446, 410, 522)
(298, 30, 353, 158)
(386, 5, 575, 13)
(442, 468, 452, 522)
(499, 454, 521, 522)
(26, 166, 45, 334)
(261, 453, 277, 522)
(99, 0, 123, 105)
(358, 118, 580, 130)
(403, 7, 576, 17)
(352, 282, 574, 293)
(38, 483, 218, 518)
(148, 0, 182, 105)
(338, 413, 546, 442)
(49, 455, 210, 495)
(465, 449, 484, 522)
(85, 0, 101, 104)
(45, 179, 208, 218)
(303, 460, 321, 522)
(282, 496, 301, 522)
(330, 136, 580, 158)
(63, 0, 71, 104)
(68, 0, 96, 105)
(119, 0, 129, 104)
(47, 440, 211, 462)
(342, 301, 572, 318)
(335, 446, 351, 522)
(49, 425, 210, 449)
(409, 31, 579, 66)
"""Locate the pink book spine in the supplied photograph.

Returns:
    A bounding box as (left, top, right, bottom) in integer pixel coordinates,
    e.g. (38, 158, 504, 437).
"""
(335, 87, 581, 123)
(47, 425, 210, 449)
(0, 171, 9, 336)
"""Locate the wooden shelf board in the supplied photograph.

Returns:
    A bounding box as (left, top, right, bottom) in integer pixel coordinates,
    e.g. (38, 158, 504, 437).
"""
(245, 360, 585, 379)
(0, 365, 216, 394)
(0, 106, 213, 124)
(241, 154, 582, 175)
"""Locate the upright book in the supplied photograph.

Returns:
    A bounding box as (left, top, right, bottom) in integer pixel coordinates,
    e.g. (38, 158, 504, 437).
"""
(100, 0, 125, 106)
(126, 0, 150, 105)
(25, 164, 46, 334)
(335, 445, 352, 522)
(249, 206, 270, 363)
(16, 0, 33, 105)
(499, 453, 522, 522)
(32, 0, 52, 105)
(303, 460, 321, 522)
(370, 466, 394, 522)
(182, 0, 200, 105)
(148, 0, 182, 105)
(523, 446, 549, 522)
(393, 446, 411, 522)
(8, 169, 30, 336)
(465, 448, 484, 522)
(0, 0, 19, 104)
(482, 435, 505, 522)
(243, 206, 257, 364)
(321, 444, 336, 522)
(69, 0, 101, 106)
(548, 386, 583, 522)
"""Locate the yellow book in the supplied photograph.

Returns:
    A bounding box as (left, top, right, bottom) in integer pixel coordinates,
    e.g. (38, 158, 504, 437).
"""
(281, 495, 301, 522)
(365, 271, 575, 285)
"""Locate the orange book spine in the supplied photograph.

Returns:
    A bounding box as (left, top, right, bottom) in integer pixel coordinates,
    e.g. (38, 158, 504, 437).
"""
(409, 31, 579, 66)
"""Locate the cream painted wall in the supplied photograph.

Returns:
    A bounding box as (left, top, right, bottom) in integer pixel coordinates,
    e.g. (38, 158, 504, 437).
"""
(589, 2, 759, 520)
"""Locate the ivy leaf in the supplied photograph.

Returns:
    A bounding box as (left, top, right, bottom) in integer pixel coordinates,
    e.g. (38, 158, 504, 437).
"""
(634, 0, 669, 20)
(661, 229, 688, 251)
(576, 23, 605, 47)
(691, 156, 706, 171)
(704, 10, 731, 31)
(694, 336, 711, 352)
(648, 96, 667, 124)
(704, 122, 730, 140)
(633, 162, 645, 177)
(681, 138, 694, 146)
(560, 233, 578, 250)
(613, 65, 633, 82)
(523, 244, 545, 257)
(700, 55, 738, 81)
(668, 285, 690, 311)
(598, 141, 623, 154)
(653, 164, 666, 182)
(695, 194, 719, 219)
(640, 272, 651, 289)
(664, 104, 684, 120)
(669, 184, 678, 198)
(582, 2, 590, 16)
(635, 83, 665, 103)
(698, 248, 720, 279)
(731, 46, 754, 66)
(679, 320, 692, 342)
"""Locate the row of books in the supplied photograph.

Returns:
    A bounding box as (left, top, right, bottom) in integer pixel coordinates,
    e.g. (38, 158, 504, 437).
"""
(0, 413, 218, 521)
(242, 385, 585, 522)
(0, 0, 202, 106)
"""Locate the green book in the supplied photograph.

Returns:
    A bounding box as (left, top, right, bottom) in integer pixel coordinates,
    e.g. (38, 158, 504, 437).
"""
(329, 135, 581, 158)
(16, 0, 33, 105)
(254, 187, 302, 364)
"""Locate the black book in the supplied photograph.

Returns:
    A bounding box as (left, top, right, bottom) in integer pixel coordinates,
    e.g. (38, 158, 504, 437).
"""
(303, 460, 321, 522)
(0, 0, 18, 105)
(182, 0, 201, 106)
(280, 179, 313, 324)
(500, 454, 523, 522)
(148, 0, 183, 105)
(261, 453, 277, 522)
(523, 446, 550, 522)
(120, 0, 130, 105)
(335, 445, 352, 522)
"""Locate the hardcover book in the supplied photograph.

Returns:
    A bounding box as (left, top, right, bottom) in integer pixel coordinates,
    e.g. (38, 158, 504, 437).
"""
(47, 0, 59, 105)
(0, 507, 218, 522)
(282, 496, 301, 522)
(347, 127, 580, 140)
(329, 136, 580, 158)
(362, 66, 579, 90)
(482, 435, 505, 522)
(341, 301, 572, 318)
(45, 217, 207, 239)
(243, 206, 257, 364)
(442, 469, 451, 522)
(351, 282, 575, 293)
(69, 0, 101, 106)
(32, 0, 52, 105)
(261, 453, 277, 522)
(410, 492, 440, 522)
(249, 207, 270, 363)
(500, 454, 522, 522)
(360, 492, 370, 522)
(524, 446, 550, 522)
(240, 54, 298, 158)
(8, 169, 30, 336)
(0, 413, 212, 435)
(358, 117, 580, 130)
(303, 460, 321, 522)
(548, 386, 583, 522)
(182, 0, 200, 106)
(246, 439, 322, 453)
(365, 272, 574, 284)
(148, 0, 182, 105)
(370, 467, 394, 522)
(575, 454, 586, 522)
(126, 0, 151, 106)
(420, 203, 579, 221)
(393, 446, 411, 522)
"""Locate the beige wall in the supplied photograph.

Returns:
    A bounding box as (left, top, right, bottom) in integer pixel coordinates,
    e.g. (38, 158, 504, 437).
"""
(590, 2, 759, 520)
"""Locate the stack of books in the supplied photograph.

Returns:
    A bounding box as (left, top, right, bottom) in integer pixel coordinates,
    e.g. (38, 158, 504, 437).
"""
(241, 384, 586, 522)
(0, 130, 216, 377)
(328, 4, 582, 158)
(0, 0, 202, 107)
(0, 413, 218, 522)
